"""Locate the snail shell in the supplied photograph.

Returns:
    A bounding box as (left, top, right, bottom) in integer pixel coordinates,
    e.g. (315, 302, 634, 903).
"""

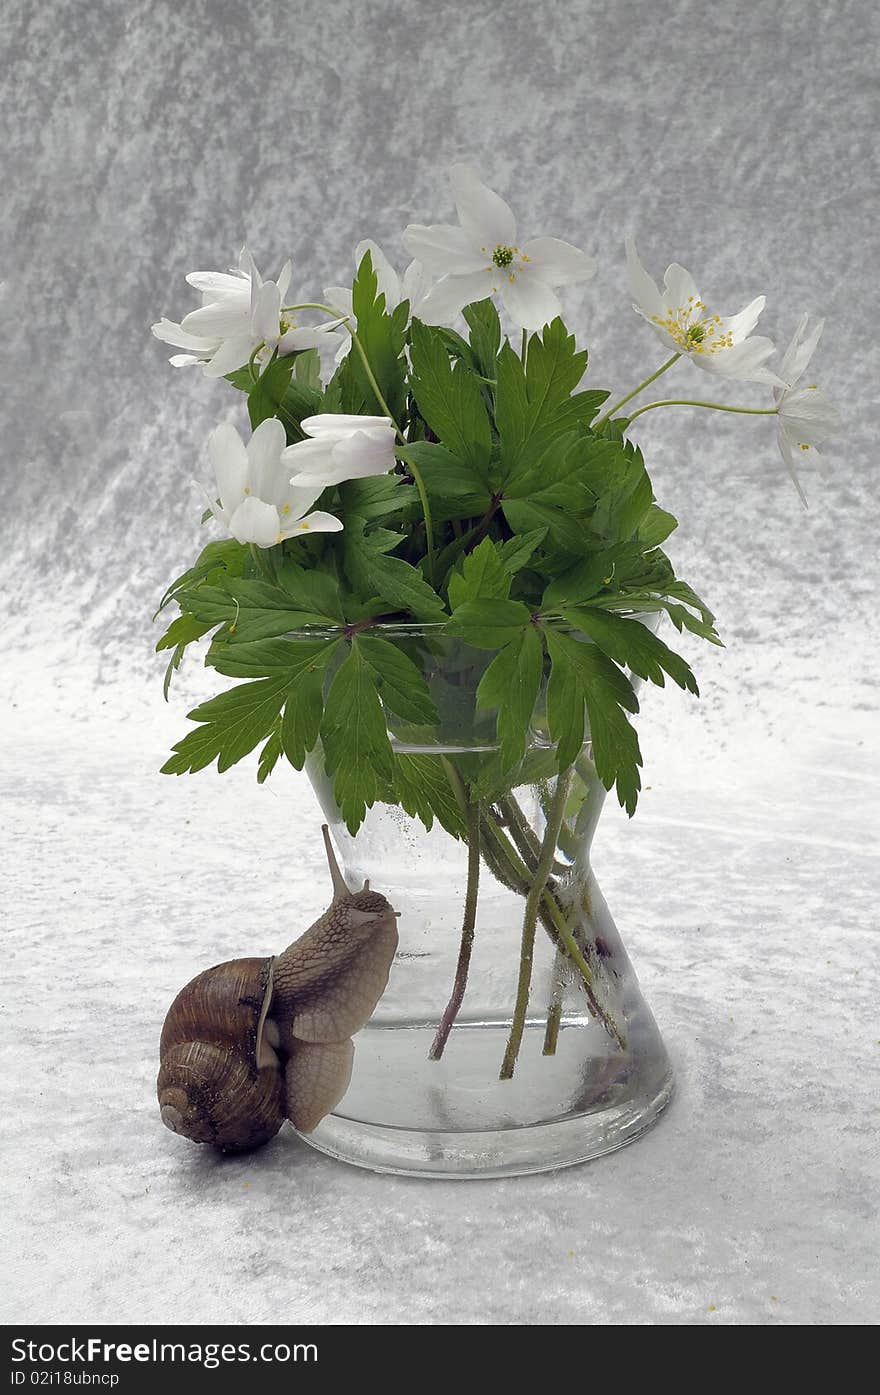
(157, 828, 399, 1152)
(157, 956, 285, 1153)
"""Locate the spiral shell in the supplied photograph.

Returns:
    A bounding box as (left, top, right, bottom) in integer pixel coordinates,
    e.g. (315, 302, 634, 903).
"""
(157, 957, 285, 1153)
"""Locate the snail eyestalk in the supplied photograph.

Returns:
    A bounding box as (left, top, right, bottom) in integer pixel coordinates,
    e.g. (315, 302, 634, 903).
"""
(321, 823, 352, 900)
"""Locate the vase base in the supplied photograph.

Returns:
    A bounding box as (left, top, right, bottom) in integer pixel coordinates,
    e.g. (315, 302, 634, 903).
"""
(293, 1067, 674, 1179)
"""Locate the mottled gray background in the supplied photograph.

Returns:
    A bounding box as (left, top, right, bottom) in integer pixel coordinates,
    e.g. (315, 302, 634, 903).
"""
(2, 0, 878, 1326)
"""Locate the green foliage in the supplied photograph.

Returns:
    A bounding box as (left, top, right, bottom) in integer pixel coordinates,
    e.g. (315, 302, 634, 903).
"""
(162, 677, 291, 776)
(409, 319, 493, 479)
(341, 517, 446, 621)
(544, 629, 642, 815)
(462, 299, 502, 380)
(476, 624, 543, 771)
(332, 251, 408, 421)
(320, 639, 395, 833)
(159, 298, 723, 828)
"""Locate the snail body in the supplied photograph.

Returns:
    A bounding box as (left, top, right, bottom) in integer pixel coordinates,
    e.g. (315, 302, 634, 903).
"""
(157, 828, 398, 1153)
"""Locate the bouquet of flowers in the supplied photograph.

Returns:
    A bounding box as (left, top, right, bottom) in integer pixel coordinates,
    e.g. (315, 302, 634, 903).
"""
(151, 164, 837, 1076)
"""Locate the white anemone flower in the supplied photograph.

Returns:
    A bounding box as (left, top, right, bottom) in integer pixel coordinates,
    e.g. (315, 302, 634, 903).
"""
(323, 240, 431, 362)
(201, 418, 343, 548)
(625, 236, 783, 386)
(402, 163, 597, 331)
(772, 315, 840, 505)
(283, 414, 398, 488)
(152, 247, 342, 378)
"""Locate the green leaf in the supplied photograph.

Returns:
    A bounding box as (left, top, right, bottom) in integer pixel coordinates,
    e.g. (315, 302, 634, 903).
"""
(476, 624, 544, 770)
(502, 495, 589, 554)
(275, 561, 346, 622)
(247, 356, 295, 430)
(183, 578, 337, 644)
(462, 298, 501, 380)
(495, 318, 601, 479)
(279, 646, 337, 770)
(638, 504, 678, 548)
(409, 319, 493, 477)
(545, 637, 586, 769)
(542, 546, 632, 609)
(562, 610, 699, 694)
(544, 630, 642, 815)
(338, 474, 414, 522)
(294, 349, 322, 391)
(445, 598, 532, 648)
(155, 613, 214, 653)
(205, 636, 338, 679)
(257, 725, 283, 783)
(320, 640, 395, 833)
(341, 517, 446, 621)
(335, 250, 408, 421)
(447, 537, 511, 609)
(162, 677, 290, 776)
(154, 539, 248, 618)
(358, 635, 439, 725)
(496, 528, 547, 576)
(399, 441, 492, 509)
(388, 753, 468, 838)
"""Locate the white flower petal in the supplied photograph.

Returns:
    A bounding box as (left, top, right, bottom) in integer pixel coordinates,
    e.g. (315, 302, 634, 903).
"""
(246, 417, 288, 502)
(185, 271, 250, 299)
(284, 509, 344, 537)
(662, 263, 701, 311)
(300, 414, 393, 438)
(283, 437, 333, 477)
(721, 295, 766, 345)
(151, 318, 218, 352)
(519, 237, 597, 287)
(355, 239, 401, 308)
(208, 423, 249, 514)
(625, 236, 665, 320)
(402, 223, 487, 276)
(779, 315, 824, 389)
(401, 259, 431, 312)
(228, 496, 282, 548)
(168, 353, 205, 367)
(416, 270, 492, 324)
(277, 260, 293, 304)
(181, 300, 250, 337)
(239, 247, 262, 302)
(202, 334, 255, 378)
(278, 323, 343, 354)
(692, 336, 785, 385)
(251, 280, 282, 343)
(775, 423, 809, 507)
(323, 285, 354, 318)
(778, 387, 840, 443)
(450, 163, 516, 247)
(499, 273, 562, 332)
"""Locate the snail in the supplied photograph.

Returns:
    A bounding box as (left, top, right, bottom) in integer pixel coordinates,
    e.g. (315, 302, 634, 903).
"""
(157, 826, 399, 1153)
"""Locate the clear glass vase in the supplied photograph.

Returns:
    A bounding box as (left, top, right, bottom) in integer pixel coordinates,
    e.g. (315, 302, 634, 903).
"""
(300, 625, 673, 1178)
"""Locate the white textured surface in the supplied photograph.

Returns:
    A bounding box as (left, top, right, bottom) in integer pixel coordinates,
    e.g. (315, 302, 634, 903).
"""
(2, 0, 879, 1326)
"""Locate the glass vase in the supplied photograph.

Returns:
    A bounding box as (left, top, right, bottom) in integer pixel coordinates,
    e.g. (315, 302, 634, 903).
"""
(300, 625, 673, 1178)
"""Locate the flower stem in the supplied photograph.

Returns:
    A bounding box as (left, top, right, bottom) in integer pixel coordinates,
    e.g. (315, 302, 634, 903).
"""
(625, 398, 779, 424)
(500, 768, 573, 1080)
(429, 798, 481, 1060)
(594, 353, 681, 428)
(543, 951, 567, 1056)
(480, 806, 625, 1050)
